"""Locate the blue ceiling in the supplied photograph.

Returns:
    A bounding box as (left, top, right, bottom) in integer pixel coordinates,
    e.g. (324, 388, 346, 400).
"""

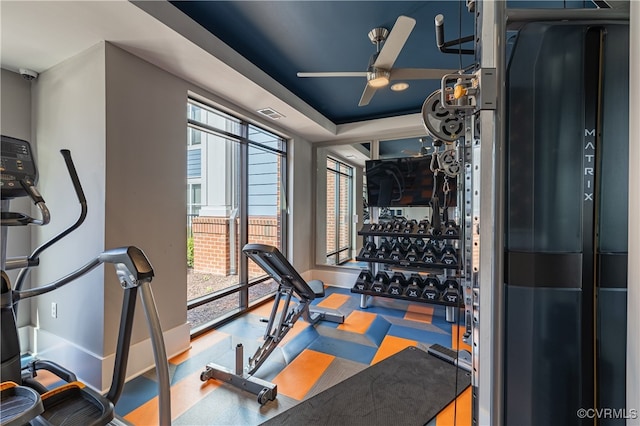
(171, 1, 594, 125)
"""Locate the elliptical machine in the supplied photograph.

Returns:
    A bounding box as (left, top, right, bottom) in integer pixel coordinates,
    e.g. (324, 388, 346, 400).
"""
(0, 135, 171, 425)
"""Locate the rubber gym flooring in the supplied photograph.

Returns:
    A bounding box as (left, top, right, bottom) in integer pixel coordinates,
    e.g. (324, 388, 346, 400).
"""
(121, 286, 472, 425)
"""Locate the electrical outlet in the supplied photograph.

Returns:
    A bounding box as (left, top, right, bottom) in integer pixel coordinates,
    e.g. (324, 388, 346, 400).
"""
(51, 302, 57, 318)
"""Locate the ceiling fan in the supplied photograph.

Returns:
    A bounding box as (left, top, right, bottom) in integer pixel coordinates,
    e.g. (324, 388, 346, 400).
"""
(297, 15, 456, 107)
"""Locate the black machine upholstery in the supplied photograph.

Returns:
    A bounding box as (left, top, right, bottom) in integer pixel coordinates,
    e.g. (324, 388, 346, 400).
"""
(242, 243, 325, 299)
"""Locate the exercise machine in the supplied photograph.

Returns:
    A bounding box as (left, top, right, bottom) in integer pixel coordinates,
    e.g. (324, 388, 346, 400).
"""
(0, 135, 171, 425)
(201, 243, 344, 405)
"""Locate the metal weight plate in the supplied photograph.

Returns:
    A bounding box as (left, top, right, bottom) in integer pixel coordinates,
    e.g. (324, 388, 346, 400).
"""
(421, 89, 464, 143)
(438, 149, 461, 177)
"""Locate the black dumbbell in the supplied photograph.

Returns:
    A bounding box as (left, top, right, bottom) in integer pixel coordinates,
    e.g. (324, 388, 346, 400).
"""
(444, 221, 459, 238)
(358, 241, 377, 259)
(414, 238, 427, 250)
(397, 236, 412, 249)
(440, 245, 458, 267)
(389, 242, 407, 261)
(422, 274, 442, 301)
(353, 269, 373, 291)
(375, 239, 392, 260)
(383, 222, 394, 232)
(371, 271, 390, 293)
(442, 279, 460, 304)
(417, 219, 430, 234)
(404, 243, 423, 263)
(422, 283, 441, 301)
(404, 273, 424, 298)
(388, 272, 406, 296)
(403, 220, 416, 234)
(421, 243, 440, 265)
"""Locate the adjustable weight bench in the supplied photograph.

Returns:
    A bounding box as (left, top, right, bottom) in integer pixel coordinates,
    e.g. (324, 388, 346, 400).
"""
(200, 243, 344, 404)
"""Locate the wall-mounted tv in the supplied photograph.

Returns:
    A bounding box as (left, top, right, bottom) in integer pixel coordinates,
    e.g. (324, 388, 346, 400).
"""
(365, 156, 457, 207)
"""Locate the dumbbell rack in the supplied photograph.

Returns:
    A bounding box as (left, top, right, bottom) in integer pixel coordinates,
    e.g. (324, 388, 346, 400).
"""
(351, 219, 462, 320)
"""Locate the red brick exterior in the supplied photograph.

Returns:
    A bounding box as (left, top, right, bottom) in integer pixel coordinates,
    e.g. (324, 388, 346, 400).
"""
(192, 215, 280, 277)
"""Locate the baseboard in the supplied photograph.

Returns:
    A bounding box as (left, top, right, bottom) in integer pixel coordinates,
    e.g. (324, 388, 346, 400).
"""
(19, 322, 190, 393)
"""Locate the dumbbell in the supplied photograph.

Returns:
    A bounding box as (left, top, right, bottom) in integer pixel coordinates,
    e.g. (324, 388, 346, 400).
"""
(404, 243, 424, 263)
(369, 223, 380, 232)
(442, 279, 461, 304)
(371, 271, 390, 293)
(404, 273, 424, 298)
(358, 241, 377, 259)
(383, 222, 394, 232)
(389, 241, 408, 262)
(403, 219, 417, 234)
(353, 269, 373, 291)
(440, 245, 458, 267)
(397, 236, 412, 249)
(417, 219, 430, 234)
(388, 272, 407, 296)
(421, 243, 440, 265)
(393, 220, 405, 232)
(422, 275, 442, 301)
(444, 221, 459, 238)
(414, 238, 427, 251)
(375, 239, 393, 259)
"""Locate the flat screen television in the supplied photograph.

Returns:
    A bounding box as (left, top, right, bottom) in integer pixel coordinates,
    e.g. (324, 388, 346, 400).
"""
(365, 156, 457, 207)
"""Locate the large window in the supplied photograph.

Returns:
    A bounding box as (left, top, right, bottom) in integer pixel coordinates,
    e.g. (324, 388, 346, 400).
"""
(326, 157, 353, 265)
(186, 98, 287, 334)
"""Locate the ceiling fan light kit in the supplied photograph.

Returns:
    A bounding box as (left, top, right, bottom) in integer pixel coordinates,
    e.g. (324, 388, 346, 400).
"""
(367, 68, 390, 88)
(297, 15, 454, 107)
(390, 82, 409, 91)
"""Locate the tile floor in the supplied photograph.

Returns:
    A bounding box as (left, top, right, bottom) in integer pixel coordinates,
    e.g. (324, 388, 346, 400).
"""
(117, 286, 471, 425)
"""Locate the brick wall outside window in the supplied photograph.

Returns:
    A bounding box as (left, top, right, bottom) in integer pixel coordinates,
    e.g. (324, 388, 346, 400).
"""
(192, 215, 279, 277)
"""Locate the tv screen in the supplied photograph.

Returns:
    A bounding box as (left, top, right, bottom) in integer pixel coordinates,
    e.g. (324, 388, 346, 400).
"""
(365, 156, 457, 207)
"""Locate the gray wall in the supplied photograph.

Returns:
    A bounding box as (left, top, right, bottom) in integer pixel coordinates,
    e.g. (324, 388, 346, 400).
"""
(30, 43, 109, 386)
(288, 135, 313, 271)
(104, 42, 188, 353)
(4, 41, 315, 390)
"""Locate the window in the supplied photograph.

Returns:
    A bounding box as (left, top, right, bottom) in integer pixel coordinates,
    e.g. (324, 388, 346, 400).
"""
(186, 98, 287, 334)
(326, 157, 353, 265)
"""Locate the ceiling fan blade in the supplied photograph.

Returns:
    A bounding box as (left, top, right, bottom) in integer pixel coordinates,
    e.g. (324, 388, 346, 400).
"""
(391, 68, 458, 80)
(374, 15, 416, 70)
(358, 84, 378, 107)
(297, 72, 368, 78)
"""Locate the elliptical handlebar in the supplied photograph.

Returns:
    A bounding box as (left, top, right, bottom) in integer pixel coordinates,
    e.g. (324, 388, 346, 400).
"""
(14, 149, 88, 292)
(14, 246, 153, 302)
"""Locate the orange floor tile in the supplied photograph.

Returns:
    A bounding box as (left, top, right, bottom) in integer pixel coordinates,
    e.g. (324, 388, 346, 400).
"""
(404, 303, 435, 323)
(124, 369, 220, 425)
(316, 293, 350, 310)
(370, 335, 417, 365)
(337, 310, 377, 334)
(272, 349, 334, 400)
(435, 386, 472, 426)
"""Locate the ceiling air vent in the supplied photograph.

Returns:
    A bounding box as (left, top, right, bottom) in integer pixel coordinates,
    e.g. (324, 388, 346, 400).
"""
(257, 107, 285, 120)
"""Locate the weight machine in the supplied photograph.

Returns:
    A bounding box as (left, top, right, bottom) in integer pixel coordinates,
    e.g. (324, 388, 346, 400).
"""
(429, 2, 631, 425)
